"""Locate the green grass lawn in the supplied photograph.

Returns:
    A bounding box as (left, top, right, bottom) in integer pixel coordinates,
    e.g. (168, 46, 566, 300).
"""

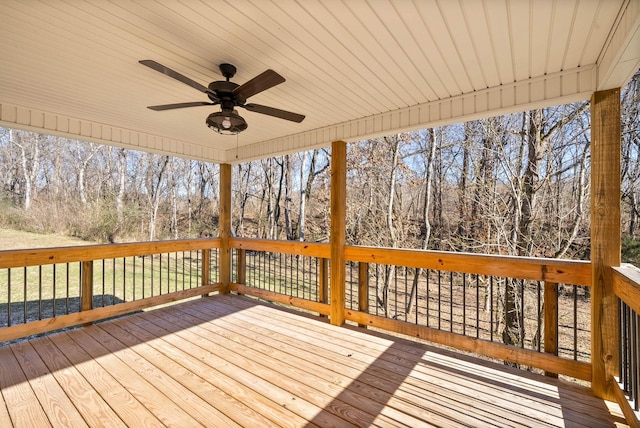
(0, 229, 214, 327)
(0, 228, 97, 250)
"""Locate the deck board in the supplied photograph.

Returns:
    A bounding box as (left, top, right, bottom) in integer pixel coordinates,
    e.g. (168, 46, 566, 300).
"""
(177, 298, 515, 427)
(0, 346, 51, 427)
(174, 303, 438, 424)
(0, 294, 629, 427)
(10, 341, 88, 428)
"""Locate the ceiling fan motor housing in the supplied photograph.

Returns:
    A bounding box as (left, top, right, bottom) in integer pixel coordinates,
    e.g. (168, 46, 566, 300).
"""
(207, 81, 243, 105)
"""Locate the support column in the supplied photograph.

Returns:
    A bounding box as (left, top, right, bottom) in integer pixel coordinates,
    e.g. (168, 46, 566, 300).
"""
(330, 140, 347, 326)
(219, 163, 232, 294)
(590, 88, 621, 400)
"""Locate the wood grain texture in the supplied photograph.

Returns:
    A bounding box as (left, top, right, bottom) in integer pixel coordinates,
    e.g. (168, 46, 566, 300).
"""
(590, 88, 621, 401)
(612, 265, 640, 314)
(330, 140, 347, 326)
(29, 336, 127, 427)
(358, 262, 369, 328)
(10, 341, 88, 428)
(0, 284, 219, 343)
(611, 380, 640, 428)
(0, 346, 51, 427)
(0, 238, 220, 269)
(0, 294, 629, 427)
(50, 332, 164, 427)
(318, 258, 328, 306)
(230, 238, 330, 258)
(219, 163, 232, 293)
(345, 245, 591, 285)
(229, 283, 330, 315)
(80, 260, 93, 313)
(344, 308, 591, 381)
(544, 281, 559, 378)
(236, 248, 246, 285)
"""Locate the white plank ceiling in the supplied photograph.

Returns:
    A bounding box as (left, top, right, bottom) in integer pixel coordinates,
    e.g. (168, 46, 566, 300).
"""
(0, 0, 639, 163)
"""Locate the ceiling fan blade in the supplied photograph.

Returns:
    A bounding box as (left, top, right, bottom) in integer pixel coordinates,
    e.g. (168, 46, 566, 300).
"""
(233, 69, 285, 100)
(139, 60, 217, 99)
(243, 103, 305, 123)
(147, 101, 215, 111)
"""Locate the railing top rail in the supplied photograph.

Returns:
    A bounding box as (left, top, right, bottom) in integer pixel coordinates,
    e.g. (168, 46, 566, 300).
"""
(345, 245, 592, 285)
(1, 235, 594, 286)
(0, 238, 221, 269)
(230, 237, 330, 258)
(613, 264, 640, 314)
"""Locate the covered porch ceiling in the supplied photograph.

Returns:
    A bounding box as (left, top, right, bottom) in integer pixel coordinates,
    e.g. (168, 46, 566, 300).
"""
(1, 0, 639, 164)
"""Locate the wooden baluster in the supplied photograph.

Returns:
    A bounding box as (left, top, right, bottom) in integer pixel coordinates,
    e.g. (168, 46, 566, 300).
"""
(318, 258, 329, 317)
(81, 261, 93, 326)
(236, 249, 246, 296)
(358, 262, 369, 328)
(544, 281, 558, 377)
(201, 249, 211, 294)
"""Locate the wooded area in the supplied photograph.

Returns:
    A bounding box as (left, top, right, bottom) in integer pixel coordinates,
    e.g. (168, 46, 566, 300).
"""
(1, 72, 638, 265)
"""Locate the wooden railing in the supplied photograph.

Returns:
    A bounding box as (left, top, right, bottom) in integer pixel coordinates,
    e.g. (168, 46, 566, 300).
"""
(0, 239, 221, 343)
(228, 238, 593, 381)
(229, 237, 330, 314)
(612, 265, 640, 425)
(2, 235, 639, 423)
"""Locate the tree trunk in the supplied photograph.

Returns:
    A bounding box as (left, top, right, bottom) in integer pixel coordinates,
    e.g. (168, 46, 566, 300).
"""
(116, 148, 127, 225)
(147, 155, 169, 241)
(407, 129, 437, 314)
(283, 154, 294, 240)
(298, 149, 323, 241)
(458, 123, 471, 240)
(378, 135, 400, 317)
(10, 130, 41, 210)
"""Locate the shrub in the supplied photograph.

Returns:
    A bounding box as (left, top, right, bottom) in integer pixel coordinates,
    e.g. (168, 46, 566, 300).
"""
(622, 236, 640, 266)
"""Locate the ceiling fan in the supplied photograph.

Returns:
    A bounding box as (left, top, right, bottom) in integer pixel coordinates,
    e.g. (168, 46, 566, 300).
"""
(139, 60, 305, 135)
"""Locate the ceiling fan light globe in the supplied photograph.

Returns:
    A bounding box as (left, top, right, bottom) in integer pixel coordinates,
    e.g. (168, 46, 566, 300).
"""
(206, 110, 248, 135)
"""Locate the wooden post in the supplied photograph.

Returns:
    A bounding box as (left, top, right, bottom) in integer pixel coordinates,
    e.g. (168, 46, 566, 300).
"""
(219, 163, 232, 294)
(358, 262, 369, 328)
(590, 88, 621, 401)
(80, 260, 93, 313)
(544, 281, 558, 377)
(236, 248, 246, 296)
(201, 248, 211, 292)
(318, 258, 329, 317)
(237, 249, 246, 285)
(330, 140, 347, 326)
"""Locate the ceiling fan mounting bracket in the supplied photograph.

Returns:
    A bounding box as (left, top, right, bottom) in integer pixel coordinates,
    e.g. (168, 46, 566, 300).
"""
(219, 63, 237, 80)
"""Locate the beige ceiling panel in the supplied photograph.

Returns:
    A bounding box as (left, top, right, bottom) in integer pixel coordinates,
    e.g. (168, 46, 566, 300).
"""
(485, 1, 514, 85)
(563, 0, 601, 69)
(0, 0, 634, 163)
(529, 0, 554, 79)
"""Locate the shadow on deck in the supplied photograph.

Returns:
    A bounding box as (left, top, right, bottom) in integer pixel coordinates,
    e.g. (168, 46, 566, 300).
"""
(0, 294, 628, 427)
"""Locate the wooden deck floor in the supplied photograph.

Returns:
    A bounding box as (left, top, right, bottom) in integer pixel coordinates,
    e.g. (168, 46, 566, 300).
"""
(0, 294, 629, 427)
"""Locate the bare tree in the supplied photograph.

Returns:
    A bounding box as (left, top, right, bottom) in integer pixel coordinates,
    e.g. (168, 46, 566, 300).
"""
(9, 129, 42, 210)
(144, 154, 169, 241)
(406, 129, 437, 314)
(298, 149, 329, 241)
(283, 154, 294, 240)
(622, 71, 640, 238)
(115, 148, 127, 226)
